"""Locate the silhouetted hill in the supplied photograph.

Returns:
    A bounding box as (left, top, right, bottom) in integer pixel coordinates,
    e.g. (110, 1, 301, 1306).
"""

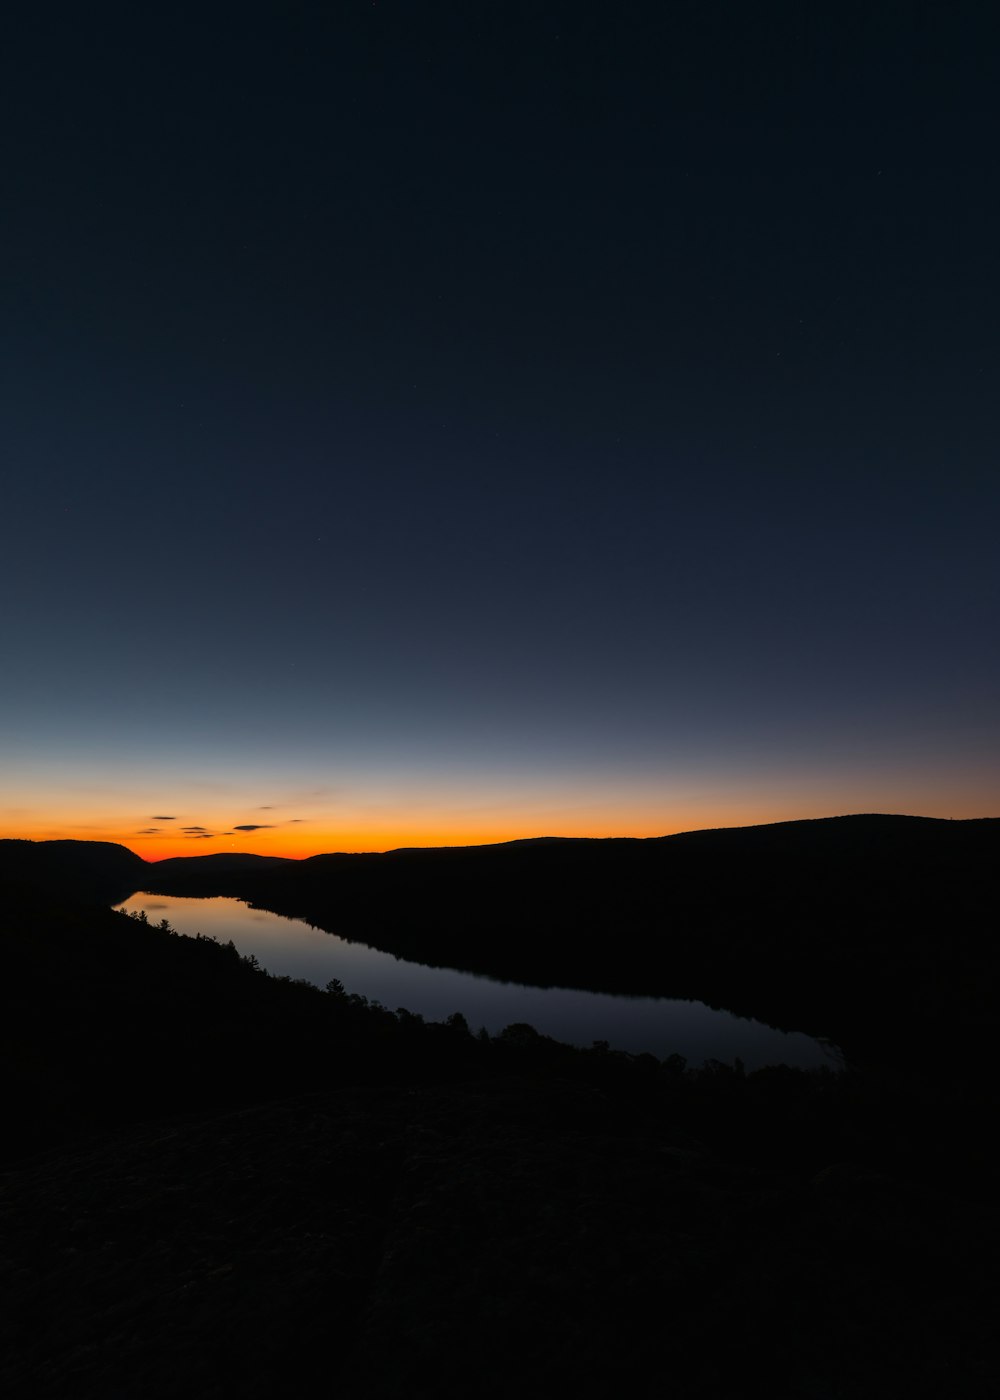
(151, 852, 295, 879)
(0, 841, 293, 901)
(0, 838, 145, 903)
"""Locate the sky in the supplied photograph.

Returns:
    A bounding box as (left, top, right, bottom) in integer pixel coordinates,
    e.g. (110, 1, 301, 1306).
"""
(2, 2, 998, 860)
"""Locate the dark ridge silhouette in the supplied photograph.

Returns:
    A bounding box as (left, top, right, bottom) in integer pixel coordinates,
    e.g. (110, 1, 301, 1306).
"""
(151, 852, 296, 877)
(0, 837, 145, 904)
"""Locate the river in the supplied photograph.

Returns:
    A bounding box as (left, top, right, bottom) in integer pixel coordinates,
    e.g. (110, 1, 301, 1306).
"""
(115, 892, 840, 1071)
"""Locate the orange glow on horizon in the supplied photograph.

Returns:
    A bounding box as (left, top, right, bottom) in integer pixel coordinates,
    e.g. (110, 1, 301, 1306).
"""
(4, 789, 999, 863)
(4, 761, 998, 864)
(4, 815, 732, 862)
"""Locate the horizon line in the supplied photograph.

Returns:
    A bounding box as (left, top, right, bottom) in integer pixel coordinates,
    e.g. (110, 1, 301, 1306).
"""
(6, 811, 997, 864)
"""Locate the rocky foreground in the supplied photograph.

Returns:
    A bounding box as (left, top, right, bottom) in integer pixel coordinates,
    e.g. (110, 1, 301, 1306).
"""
(2, 1073, 996, 1400)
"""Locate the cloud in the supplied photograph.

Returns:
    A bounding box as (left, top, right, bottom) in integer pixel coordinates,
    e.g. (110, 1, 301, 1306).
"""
(257, 805, 275, 810)
(181, 826, 210, 832)
(152, 815, 176, 821)
(186, 833, 215, 840)
(233, 824, 273, 832)
(288, 818, 306, 823)
(136, 828, 161, 834)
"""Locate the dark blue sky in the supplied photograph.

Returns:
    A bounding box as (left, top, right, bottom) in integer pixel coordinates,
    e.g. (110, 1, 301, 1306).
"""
(2, 2, 997, 854)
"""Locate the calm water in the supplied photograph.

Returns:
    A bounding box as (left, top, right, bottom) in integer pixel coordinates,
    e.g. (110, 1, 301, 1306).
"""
(115, 893, 840, 1071)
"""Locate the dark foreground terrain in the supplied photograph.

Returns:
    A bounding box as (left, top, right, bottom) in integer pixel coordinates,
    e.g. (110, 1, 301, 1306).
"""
(1, 819, 997, 1396)
(5, 1077, 996, 1399)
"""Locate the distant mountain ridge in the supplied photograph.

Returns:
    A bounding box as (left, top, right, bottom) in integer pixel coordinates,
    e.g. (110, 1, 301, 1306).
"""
(3, 812, 997, 882)
(1, 803, 990, 903)
(150, 852, 295, 876)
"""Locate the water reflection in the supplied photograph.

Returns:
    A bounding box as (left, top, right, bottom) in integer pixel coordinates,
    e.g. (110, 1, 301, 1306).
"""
(115, 893, 839, 1071)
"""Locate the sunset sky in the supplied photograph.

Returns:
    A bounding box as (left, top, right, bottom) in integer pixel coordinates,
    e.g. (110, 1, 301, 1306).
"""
(2, 3, 997, 861)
